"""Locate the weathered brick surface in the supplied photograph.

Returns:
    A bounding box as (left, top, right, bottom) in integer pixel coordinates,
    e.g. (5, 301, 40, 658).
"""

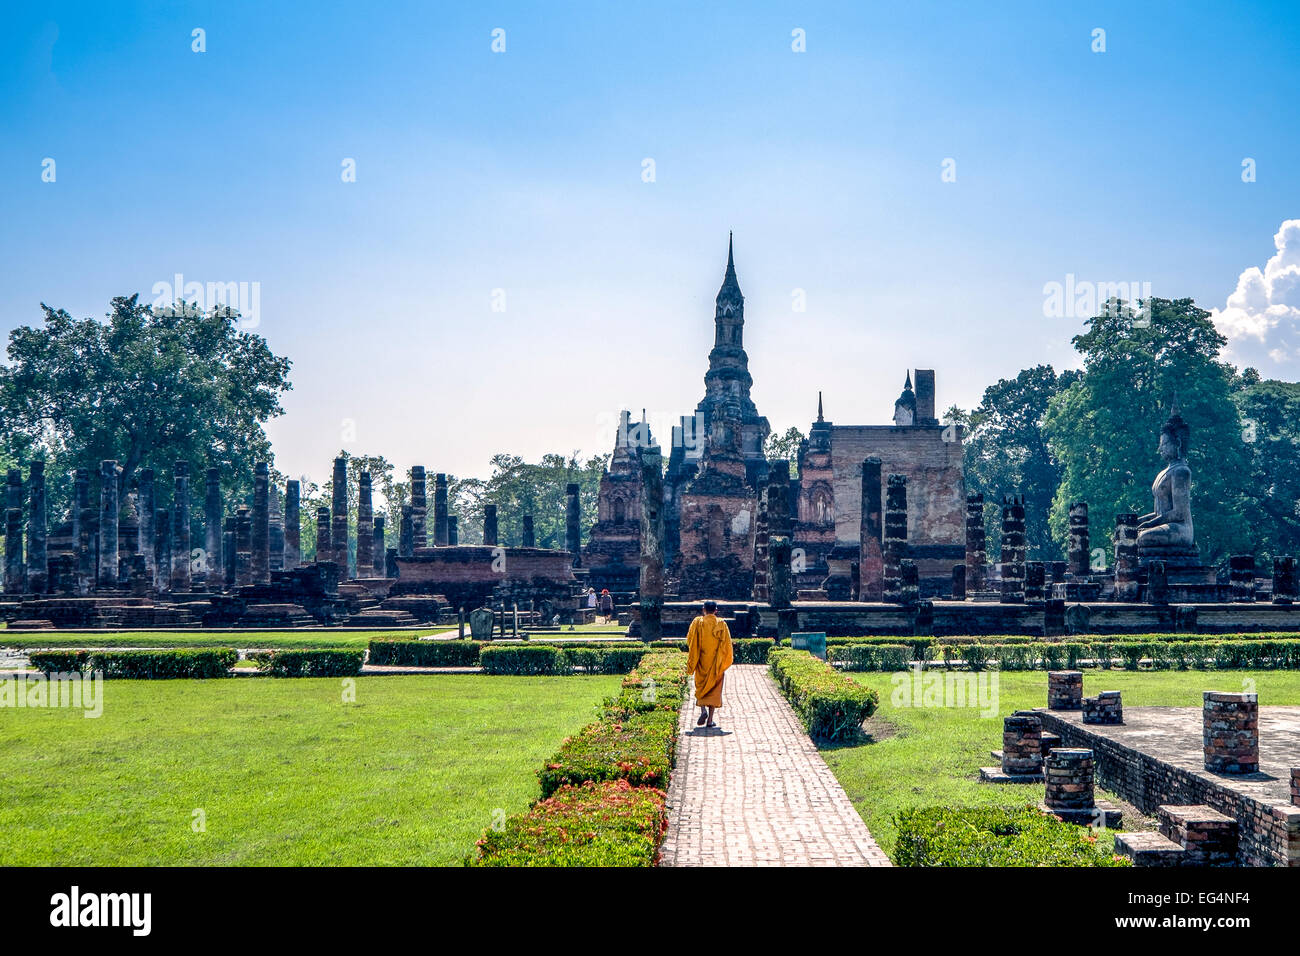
(1039, 705, 1300, 866)
(660, 664, 890, 867)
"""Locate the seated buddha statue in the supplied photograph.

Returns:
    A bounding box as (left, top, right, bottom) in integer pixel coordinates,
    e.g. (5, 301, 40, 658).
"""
(1136, 407, 1196, 559)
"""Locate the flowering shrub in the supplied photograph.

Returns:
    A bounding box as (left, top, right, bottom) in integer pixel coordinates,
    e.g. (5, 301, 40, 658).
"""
(895, 805, 1129, 867)
(468, 649, 688, 866)
(467, 780, 667, 867)
(539, 650, 687, 797)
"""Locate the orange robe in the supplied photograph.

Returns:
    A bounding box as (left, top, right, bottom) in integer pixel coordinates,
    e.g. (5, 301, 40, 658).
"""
(686, 613, 733, 708)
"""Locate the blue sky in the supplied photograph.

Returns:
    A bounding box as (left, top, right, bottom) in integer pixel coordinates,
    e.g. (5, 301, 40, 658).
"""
(2, 1, 1298, 484)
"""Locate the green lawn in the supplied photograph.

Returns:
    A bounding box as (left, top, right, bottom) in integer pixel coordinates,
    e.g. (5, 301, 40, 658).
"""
(0, 628, 454, 650)
(823, 670, 1300, 859)
(0, 674, 618, 865)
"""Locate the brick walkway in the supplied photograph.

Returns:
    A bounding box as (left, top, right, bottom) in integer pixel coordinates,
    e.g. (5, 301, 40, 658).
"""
(660, 664, 891, 866)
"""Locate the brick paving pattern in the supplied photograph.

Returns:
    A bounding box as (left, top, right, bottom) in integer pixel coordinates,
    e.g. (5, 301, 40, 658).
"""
(660, 664, 891, 866)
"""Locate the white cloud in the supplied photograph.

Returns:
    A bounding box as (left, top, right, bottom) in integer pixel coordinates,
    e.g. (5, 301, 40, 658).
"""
(1212, 219, 1300, 371)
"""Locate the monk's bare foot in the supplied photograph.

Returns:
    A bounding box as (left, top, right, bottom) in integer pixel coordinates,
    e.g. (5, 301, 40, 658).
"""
(696, 709, 707, 726)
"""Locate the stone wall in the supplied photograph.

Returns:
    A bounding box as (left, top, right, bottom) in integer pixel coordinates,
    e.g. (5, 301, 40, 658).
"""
(828, 424, 964, 592)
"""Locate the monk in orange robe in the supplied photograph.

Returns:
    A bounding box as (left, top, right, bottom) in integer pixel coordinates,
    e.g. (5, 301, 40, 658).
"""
(686, 600, 733, 728)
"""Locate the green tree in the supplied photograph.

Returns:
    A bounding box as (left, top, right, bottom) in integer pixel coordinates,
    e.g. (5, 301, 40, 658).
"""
(1232, 371, 1300, 560)
(454, 453, 608, 547)
(1043, 298, 1250, 564)
(949, 366, 1079, 560)
(0, 295, 292, 521)
(764, 426, 806, 476)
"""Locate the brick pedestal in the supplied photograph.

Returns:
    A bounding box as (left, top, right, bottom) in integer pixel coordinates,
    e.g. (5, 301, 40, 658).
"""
(1002, 713, 1043, 776)
(1045, 748, 1095, 815)
(1082, 690, 1122, 725)
(1203, 691, 1258, 774)
(1048, 670, 1083, 710)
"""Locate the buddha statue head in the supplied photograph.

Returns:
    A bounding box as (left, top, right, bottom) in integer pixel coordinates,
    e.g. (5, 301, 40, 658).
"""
(1158, 405, 1190, 462)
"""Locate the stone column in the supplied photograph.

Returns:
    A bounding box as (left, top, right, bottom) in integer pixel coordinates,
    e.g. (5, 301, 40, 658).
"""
(98, 460, 119, 587)
(1113, 514, 1139, 601)
(999, 496, 1026, 604)
(483, 504, 498, 546)
(315, 507, 331, 564)
(1273, 556, 1297, 604)
(882, 474, 908, 604)
(24, 462, 46, 593)
(1025, 561, 1046, 602)
(951, 564, 966, 599)
(251, 462, 270, 585)
(385, 547, 398, 578)
(410, 466, 427, 548)
(154, 507, 170, 592)
(169, 462, 192, 591)
(203, 468, 222, 586)
(1229, 555, 1256, 602)
(522, 515, 535, 548)
(899, 559, 919, 607)
(1047, 670, 1083, 710)
(134, 468, 154, 582)
(372, 517, 385, 576)
(399, 505, 414, 557)
(270, 484, 284, 572)
(965, 493, 986, 594)
(223, 517, 236, 589)
(433, 473, 449, 546)
(4, 469, 21, 513)
(565, 482, 581, 566)
(1068, 502, 1090, 576)
(447, 515, 458, 546)
(751, 485, 769, 602)
(1045, 749, 1095, 816)
(3, 506, 23, 594)
(284, 480, 301, 571)
(73, 469, 92, 595)
(357, 472, 374, 573)
(639, 450, 665, 642)
(235, 505, 252, 586)
(1002, 713, 1043, 776)
(1203, 691, 1258, 774)
(331, 457, 349, 574)
(859, 458, 883, 601)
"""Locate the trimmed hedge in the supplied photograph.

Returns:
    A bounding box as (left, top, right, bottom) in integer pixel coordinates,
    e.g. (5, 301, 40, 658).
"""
(827, 643, 911, 672)
(467, 780, 667, 867)
(769, 649, 878, 742)
(479, 645, 567, 675)
(827, 638, 1300, 671)
(560, 647, 645, 675)
(29, 649, 236, 679)
(250, 647, 364, 676)
(368, 639, 484, 667)
(251, 649, 363, 677)
(895, 805, 1129, 867)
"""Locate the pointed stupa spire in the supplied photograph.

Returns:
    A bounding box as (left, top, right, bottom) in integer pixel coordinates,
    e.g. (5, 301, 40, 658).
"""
(817, 391, 824, 423)
(717, 231, 742, 303)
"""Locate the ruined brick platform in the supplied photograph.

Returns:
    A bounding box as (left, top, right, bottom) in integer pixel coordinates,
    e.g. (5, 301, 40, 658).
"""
(659, 664, 890, 867)
(1038, 705, 1300, 866)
